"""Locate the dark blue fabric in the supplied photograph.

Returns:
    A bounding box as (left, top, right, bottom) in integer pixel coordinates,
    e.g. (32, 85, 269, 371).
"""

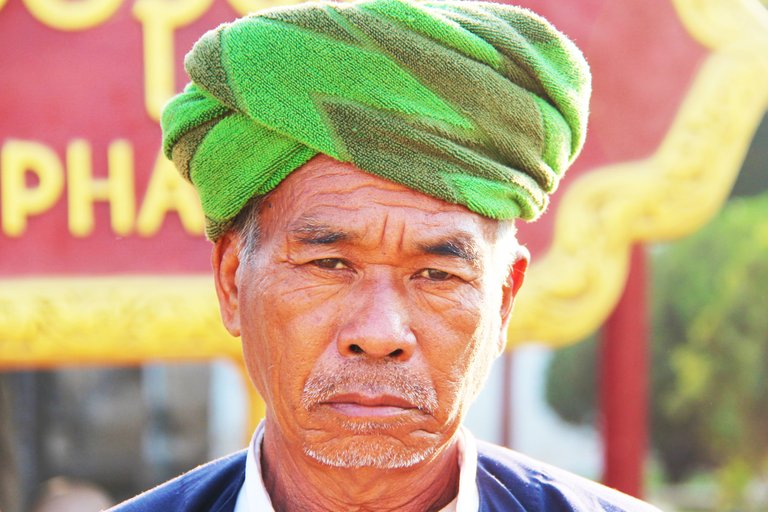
(474, 441, 658, 511)
(109, 450, 246, 512)
(109, 442, 658, 511)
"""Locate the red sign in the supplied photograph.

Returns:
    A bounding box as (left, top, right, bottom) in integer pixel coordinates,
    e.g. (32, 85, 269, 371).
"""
(0, 0, 705, 277)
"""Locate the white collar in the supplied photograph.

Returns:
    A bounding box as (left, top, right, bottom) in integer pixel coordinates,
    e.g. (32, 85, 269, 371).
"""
(234, 421, 480, 512)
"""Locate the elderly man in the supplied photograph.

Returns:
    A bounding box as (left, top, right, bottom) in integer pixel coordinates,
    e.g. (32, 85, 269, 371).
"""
(112, 0, 660, 510)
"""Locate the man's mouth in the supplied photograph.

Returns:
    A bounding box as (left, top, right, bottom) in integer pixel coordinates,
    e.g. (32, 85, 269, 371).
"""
(320, 393, 419, 417)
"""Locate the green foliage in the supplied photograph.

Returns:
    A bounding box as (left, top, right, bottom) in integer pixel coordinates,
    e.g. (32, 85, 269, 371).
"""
(544, 334, 597, 425)
(545, 191, 768, 503)
(652, 192, 768, 506)
(655, 193, 768, 455)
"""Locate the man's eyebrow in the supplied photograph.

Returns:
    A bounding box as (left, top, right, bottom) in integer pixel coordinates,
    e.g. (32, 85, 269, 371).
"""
(289, 220, 353, 245)
(419, 235, 480, 266)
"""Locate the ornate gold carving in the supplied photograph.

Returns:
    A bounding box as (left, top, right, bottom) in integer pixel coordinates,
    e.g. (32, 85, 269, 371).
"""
(0, 276, 237, 366)
(506, 0, 768, 346)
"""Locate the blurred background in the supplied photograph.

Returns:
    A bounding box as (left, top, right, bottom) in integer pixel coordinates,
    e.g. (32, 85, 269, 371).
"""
(1, 0, 766, 511)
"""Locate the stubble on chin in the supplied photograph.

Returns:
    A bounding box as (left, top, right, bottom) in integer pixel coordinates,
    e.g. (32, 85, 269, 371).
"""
(304, 437, 438, 469)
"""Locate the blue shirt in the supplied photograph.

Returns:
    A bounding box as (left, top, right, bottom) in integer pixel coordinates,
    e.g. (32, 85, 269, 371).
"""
(109, 431, 661, 512)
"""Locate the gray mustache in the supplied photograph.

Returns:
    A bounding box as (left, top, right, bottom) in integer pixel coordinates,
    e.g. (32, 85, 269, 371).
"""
(301, 362, 438, 413)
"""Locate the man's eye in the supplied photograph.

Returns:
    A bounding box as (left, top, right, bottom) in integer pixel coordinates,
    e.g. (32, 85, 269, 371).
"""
(417, 268, 452, 281)
(311, 258, 348, 270)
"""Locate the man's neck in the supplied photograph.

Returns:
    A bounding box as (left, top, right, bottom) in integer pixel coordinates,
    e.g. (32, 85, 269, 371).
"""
(260, 425, 461, 512)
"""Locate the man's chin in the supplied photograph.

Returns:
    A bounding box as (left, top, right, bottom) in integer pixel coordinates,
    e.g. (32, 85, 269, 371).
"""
(293, 404, 449, 469)
(303, 435, 437, 469)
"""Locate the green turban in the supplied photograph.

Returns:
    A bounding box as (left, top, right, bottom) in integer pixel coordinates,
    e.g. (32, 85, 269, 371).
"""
(162, 0, 591, 240)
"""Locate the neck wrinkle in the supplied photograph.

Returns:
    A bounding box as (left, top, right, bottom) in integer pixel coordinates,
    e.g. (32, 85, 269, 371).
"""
(261, 422, 461, 512)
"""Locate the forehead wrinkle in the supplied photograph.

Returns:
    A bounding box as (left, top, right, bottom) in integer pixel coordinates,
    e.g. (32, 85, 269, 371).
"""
(376, 212, 400, 253)
(289, 173, 407, 204)
(367, 196, 465, 215)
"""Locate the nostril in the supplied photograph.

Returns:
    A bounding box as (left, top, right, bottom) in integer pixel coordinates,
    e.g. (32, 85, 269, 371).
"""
(349, 344, 364, 354)
(389, 348, 403, 358)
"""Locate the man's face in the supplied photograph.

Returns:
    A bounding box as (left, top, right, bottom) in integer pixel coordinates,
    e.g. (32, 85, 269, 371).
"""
(214, 155, 527, 469)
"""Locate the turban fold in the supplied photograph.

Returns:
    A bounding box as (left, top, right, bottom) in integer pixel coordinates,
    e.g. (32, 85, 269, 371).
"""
(162, 0, 591, 240)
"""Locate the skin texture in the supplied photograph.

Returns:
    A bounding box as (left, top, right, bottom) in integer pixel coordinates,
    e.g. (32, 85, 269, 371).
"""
(213, 155, 528, 512)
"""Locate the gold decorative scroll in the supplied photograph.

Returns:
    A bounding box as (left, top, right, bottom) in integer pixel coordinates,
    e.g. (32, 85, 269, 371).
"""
(0, 276, 236, 366)
(506, 0, 768, 346)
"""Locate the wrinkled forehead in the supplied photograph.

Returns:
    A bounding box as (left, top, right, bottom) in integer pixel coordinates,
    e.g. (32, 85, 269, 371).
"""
(257, 155, 504, 248)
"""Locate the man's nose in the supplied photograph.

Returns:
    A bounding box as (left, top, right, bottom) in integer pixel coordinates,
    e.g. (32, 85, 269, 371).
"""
(336, 278, 416, 361)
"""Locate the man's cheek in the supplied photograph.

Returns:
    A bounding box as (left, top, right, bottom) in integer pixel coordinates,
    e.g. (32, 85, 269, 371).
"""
(433, 347, 491, 412)
(242, 323, 291, 402)
(273, 290, 346, 339)
(242, 345, 271, 404)
(274, 268, 351, 304)
(429, 366, 466, 417)
(417, 288, 482, 320)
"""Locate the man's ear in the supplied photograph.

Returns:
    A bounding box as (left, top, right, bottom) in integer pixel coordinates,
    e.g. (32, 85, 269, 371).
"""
(497, 246, 530, 353)
(212, 232, 242, 337)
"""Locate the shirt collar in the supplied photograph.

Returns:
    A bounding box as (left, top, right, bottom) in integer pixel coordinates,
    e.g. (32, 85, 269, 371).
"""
(234, 421, 479, 512)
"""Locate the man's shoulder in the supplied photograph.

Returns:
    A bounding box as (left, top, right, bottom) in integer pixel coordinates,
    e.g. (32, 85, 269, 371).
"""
(107, 450, 247, 512)
(475, 441, 661, 512)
